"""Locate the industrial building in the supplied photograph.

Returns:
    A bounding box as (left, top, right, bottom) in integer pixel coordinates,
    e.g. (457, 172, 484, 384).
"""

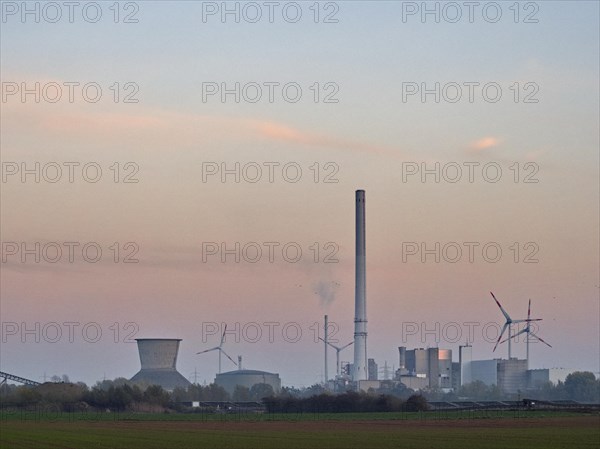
(130, 339, 191, 391)
(465, 358, 529, 394)
(394, 344, 564, 395)
(396, 347, 454, 391)
(356, 380, 381, 392)
(470, 359, 499, 387)
(368, 358, 378, 381)
(215, 369, 281, 396)
(528, 368, 576, 389)
(497, 359, 528, 394)
(451, 362, 461, 391)
(459, 344, 473, 386)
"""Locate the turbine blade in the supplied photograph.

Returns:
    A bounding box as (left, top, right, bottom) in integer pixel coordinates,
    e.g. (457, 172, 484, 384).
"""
(513, 318, 541, 325)
(340, 341, 354, 350)
(529, 331, 552, 348)
(197, 347, 218, 354)
(511, 319, 530, 324)
(219, 348, 238, 366)
(319, 336, 342, 350)
(220, 324, 227, 347)
(500, 327, 528, 343)
(493, 322, 509, 352)
(490, 292, 511, 321)
(524, 300, 542, 322)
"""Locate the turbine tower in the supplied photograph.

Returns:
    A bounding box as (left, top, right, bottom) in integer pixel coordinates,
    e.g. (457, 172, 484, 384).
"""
(319, 337, 353, 377)
(501, 299, 551, 368)
(324, 315, 329, 382)
(489, 292, 540, 359)
(352, 190, 368, 381)
(196, 325, 237, 373)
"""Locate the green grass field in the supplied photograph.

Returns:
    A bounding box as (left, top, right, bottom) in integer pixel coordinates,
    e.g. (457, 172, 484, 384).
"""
(1, 411, 598, 449)
(0, 408, 591, 422)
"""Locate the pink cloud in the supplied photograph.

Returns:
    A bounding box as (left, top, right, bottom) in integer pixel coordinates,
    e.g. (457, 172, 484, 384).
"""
(469, 137, 500, 152)
(253, 120, 388, 154)
(3, 102, 392, 155)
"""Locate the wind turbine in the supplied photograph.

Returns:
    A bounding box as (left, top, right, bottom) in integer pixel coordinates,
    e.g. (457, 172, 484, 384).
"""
(489, 292, 541, 359)
(196, 325, 237, 374)
(318, 337, 353, 377)
(501, 299, 551, 368)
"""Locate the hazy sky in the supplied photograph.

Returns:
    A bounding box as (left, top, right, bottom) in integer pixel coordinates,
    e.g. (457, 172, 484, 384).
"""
(1, 1, 598, 387)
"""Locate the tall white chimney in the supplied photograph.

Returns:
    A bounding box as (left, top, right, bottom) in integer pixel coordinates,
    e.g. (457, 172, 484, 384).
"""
(352, 190, 368, 381)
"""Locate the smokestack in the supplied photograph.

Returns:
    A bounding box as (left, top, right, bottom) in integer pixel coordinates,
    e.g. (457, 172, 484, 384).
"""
(352, 190, 368, 381)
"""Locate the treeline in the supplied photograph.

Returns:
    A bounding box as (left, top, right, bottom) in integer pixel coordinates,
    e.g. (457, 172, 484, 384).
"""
(0, 379, 171, 411)
(0, 379, 428, 413)
(2, 371, 595, 413)
(424, 372, 600, 403)
(264, 391, 428, 413)
(0, 378, 275, 411)
(523, 371, 600, 403)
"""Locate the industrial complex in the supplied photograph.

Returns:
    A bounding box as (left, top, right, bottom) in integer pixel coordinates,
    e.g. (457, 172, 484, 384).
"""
(128, 190, 566, 396)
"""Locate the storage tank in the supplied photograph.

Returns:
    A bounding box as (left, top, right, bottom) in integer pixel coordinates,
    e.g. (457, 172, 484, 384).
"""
(215, 369, 281, 396)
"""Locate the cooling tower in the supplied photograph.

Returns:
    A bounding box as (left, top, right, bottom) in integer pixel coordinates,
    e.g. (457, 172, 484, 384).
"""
(352, 190, 368, 381)
(130, 338, 191, 391)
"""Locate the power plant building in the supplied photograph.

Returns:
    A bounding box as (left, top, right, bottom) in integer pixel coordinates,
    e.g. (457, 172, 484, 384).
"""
(470, 359, 499, 386)
(438, 349, 453, 389)
(469, 358, 529, 393)
(130, 339, 191, 391)
(395, 345, 554, 394)
(459, 344, 473, 386)
(451, 362, 461, 391)
(498, 359, 528, 394)
(528, 368, 576, 388)
(397, 347, 453, 390)
(368, 358, 378, 381)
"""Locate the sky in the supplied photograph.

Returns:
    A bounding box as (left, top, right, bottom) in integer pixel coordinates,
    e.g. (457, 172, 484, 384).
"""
(1, 1, 598, 387)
